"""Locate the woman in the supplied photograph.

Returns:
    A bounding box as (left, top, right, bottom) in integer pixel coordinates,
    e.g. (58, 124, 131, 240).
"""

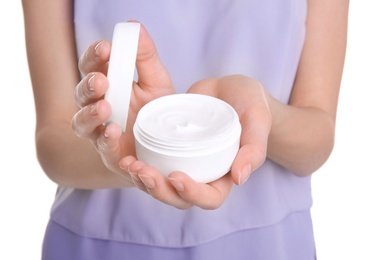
(22, 0, 349, 259)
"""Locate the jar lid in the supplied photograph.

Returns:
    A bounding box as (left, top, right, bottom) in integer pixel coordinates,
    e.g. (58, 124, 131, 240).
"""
(104, 22, 140, 132)
(134, 93, 241, 156)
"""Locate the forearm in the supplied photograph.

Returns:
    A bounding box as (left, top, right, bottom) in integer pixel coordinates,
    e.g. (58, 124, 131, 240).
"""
(266, 94, 335, 176)
(266, 0, 348, 176)
(191, 75, 338, 177)
(35, 122, 133, 189)
(23, 0, 133, 189)
(214, 76, 334, 177)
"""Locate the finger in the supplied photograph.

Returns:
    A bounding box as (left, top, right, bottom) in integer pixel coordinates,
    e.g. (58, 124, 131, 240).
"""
(126, 160, 150, 192)
(75, 72, 109, 108)
(72, 99, 111, 139)
(231, 103, 272, 185)
(231, 144, 265, 185)
(119, 155, 138, 171)
(135, 166, 193, 210)
(78, 40, 111, 76)
(95, 122, 123, 167)
(134, 23, 174, 94)
(168, 172, 233, 210)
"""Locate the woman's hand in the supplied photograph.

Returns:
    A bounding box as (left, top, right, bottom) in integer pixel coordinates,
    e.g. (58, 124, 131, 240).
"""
(120, 75, 271, 210)
(72, 23, 175, 178)
(120, 155, 234, 210)
(189, 76, 272, 185)
(74, 23, 270, 209)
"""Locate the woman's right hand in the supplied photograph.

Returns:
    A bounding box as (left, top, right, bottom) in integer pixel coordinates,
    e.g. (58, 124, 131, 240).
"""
(72, 23, 175, 177)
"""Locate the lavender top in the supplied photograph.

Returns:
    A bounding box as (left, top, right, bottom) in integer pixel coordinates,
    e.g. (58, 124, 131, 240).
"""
(51, 0, 311, 247)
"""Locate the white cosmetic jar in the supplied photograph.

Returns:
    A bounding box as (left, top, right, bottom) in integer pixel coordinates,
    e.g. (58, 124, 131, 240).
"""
(133, 93, 241, 183)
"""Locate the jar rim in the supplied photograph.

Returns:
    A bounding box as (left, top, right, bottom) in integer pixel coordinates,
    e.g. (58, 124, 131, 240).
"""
(134, 93, 242, 155)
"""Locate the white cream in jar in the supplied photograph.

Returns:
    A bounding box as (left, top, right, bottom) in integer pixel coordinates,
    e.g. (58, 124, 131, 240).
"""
(105, 23, 242, 183)
(134, 93, 241, 183)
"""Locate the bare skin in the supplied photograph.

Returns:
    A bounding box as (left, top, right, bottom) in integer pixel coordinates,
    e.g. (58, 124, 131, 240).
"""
(22, 0, 349, 209)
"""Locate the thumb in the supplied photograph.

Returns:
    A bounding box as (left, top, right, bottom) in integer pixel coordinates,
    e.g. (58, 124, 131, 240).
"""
(134, 22, 173, 93)
(230, 99, 271, 185)
(231, 144, 265, 185)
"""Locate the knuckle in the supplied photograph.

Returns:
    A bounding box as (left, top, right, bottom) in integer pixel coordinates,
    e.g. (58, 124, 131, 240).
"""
(75, 73, 97, 108)
(78, 42, 98, 75)
(71, 114, 80, 135)
(74, 81, 84, 107)
(71, 106, 98, 140)
(77, 55, 84, 75)
(78, 51, 89, 76)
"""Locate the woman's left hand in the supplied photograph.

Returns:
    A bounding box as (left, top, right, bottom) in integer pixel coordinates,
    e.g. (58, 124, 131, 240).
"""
(120, 75, 272, 210)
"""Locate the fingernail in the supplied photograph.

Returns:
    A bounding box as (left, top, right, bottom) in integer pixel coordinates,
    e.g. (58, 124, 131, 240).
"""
(238, 164, 252, 185)
(94, 41, 103, 56)
(88, 74, 95, 91)
(90, 103, 98, 115)
(138, 174, 155, 189)
(103, 128, 110, 138)
(168, 178, 185, 192)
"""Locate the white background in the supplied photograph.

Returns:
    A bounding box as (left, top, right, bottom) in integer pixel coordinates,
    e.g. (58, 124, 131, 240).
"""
(1, 1, 366, 259)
